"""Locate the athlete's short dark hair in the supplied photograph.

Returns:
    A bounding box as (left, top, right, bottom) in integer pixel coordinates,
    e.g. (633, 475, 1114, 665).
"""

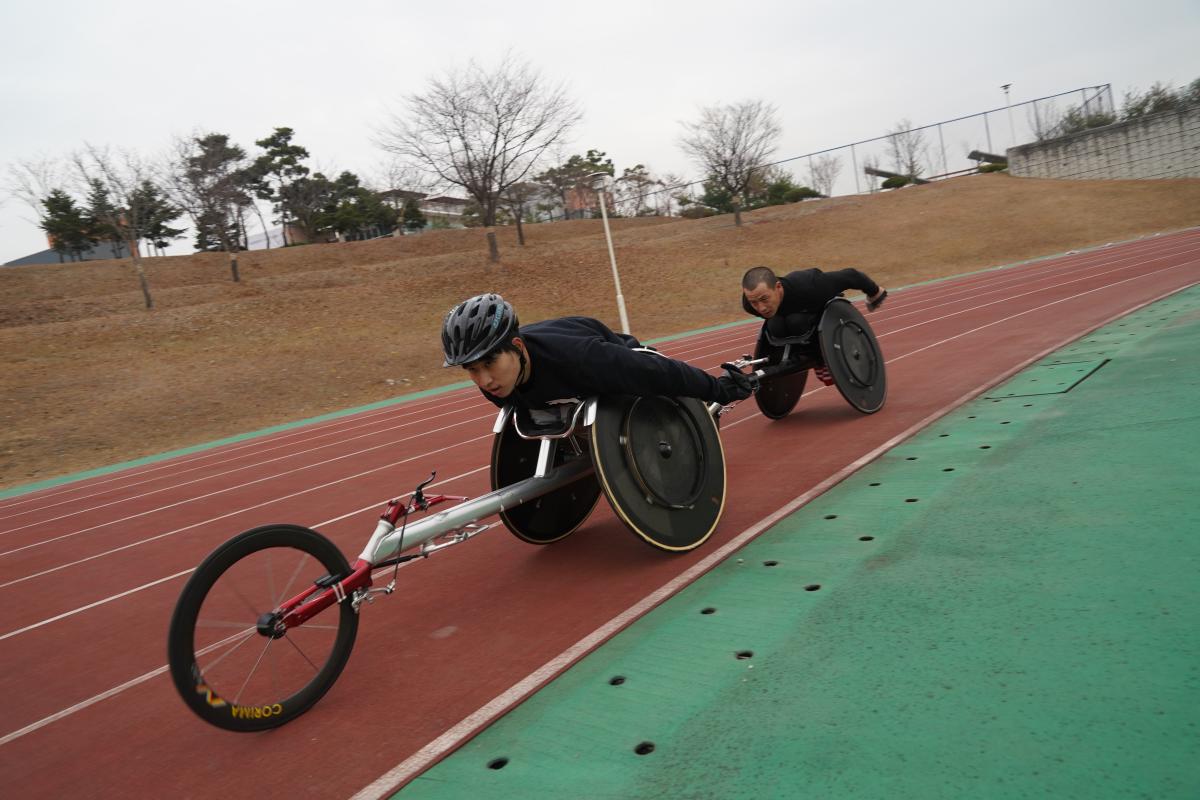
(742, 266, 778, 291)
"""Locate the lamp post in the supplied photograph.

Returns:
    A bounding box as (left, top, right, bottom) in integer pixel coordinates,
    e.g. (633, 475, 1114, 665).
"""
(1001, 83, 1016, 145)
(588, 171, 630, 334)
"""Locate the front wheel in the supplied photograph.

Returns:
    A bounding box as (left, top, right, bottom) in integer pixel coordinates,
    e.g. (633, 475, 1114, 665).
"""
(167, 524, 359, 732)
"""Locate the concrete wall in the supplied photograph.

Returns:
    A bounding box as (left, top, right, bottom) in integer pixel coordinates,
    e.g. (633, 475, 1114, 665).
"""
(1008, 106, 1200, 180)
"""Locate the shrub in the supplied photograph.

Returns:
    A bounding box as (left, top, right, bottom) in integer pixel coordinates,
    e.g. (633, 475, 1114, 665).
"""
(784, 186, 823, 202)
(978, 163, 1008, 173)
(881, 176, 912, 189)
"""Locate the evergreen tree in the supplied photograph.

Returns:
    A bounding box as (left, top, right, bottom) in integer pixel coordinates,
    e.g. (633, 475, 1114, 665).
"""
(402, 197, 427, 231)
(85, 179, 125, 258)
(535, 150, 614, 219)
(129, 180, 184, 255)
(39, 189, 94, 262)
(168, 132, 251, 279)
(253, 127, 310, 244)
(319, 172, 400, 241)
(280, 172, 338, 241)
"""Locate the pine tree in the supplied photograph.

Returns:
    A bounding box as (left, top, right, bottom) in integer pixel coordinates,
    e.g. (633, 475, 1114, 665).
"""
(85, 179, 126, 258)
(402, 198, 427, 231)
(39, 189, 94, 262)
(130, 180, 185, 255)
(253, 127, 310, 245)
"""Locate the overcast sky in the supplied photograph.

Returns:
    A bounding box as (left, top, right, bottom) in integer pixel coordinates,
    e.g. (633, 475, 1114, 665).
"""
(1, 0, 1197, 264)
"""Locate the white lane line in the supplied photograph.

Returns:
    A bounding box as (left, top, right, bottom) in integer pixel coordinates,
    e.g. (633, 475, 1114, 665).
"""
(0, 403, 495, 537)
(0, 434, 493, 589)
(0, 465, 491, 643)
(0, 393, 487, 520)
(0, 413, 495, 557)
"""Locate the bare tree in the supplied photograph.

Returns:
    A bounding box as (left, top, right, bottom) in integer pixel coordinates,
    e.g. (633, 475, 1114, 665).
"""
(166, 133, 250, 282)
(71, 145, 159, 309)
(6, 157, 68, 225)
(807, 154, 843, 197)
(655, 172, 686, 216)
(678, 99, 781, 226)
(614, 164, 663, 217)
(500, 182, 541, 245)
(862, 156, 881, 193)
(885, 119, 928, 178)
(379, 55, 581, 262)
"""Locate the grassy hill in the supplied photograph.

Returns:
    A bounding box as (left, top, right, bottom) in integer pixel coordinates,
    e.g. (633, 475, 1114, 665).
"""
(2, 173, 1198, 489)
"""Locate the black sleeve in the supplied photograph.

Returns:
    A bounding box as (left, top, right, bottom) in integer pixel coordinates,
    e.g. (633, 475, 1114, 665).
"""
(577, 338, 722, 402)
(812, 268, 880, 298)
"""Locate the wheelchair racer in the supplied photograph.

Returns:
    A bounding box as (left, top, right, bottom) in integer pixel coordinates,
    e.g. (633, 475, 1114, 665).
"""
(740, 266, 887, 383)
(441, 294, 753, 416)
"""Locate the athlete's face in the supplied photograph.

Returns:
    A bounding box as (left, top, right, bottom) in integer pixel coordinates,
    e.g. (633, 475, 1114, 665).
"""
(463, 339, 525, 398)
(744, 281, 785, 319)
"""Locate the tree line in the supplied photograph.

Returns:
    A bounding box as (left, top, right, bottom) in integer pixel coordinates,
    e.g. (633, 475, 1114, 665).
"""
(12, 55, 1195, 309)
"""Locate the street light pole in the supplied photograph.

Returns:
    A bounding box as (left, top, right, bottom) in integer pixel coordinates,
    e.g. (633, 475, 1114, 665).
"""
(589, 172, 630, 334)
(1001, 83, 1016, 145)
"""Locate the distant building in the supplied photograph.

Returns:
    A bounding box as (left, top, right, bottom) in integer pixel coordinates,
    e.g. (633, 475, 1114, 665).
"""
(3, 238, 128, 267)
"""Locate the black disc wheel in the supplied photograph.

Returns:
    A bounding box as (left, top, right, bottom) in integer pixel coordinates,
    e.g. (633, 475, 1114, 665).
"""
(591, 396, 726, 552)
(490, 422, 601, 544)
(752, 331, 808, 420)
(167, 525, 359, 732)
(818, 298, 887, 414)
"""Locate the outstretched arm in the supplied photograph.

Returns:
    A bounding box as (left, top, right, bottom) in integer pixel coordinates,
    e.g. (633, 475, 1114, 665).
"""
(581, 339, 721, 400)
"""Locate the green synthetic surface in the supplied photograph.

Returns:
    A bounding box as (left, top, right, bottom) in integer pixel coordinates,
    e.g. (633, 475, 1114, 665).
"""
(396, 285, 1200, 799)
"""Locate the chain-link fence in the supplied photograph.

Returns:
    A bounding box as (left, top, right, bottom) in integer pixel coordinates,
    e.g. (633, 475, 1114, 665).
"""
(661, 84, 1114, 205)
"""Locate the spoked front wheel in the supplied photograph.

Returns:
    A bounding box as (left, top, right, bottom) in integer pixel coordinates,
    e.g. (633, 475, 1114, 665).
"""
(167, 524, 359, 732)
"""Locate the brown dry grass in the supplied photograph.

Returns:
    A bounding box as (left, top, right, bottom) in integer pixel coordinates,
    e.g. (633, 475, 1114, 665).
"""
(2, 173, 1198, 490)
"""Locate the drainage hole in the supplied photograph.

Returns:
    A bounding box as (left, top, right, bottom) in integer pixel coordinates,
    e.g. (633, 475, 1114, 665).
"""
(1023, 404, 1033, 407)
(488, 758, 509, 770)
(980, 445, 992, 449)
(869, 482, 881, 487)
(700, 607, 717, 615)
(968, 415, 976, 419)
(804, 584, 822, 592)
(824, 514, 838, 520)
(1000, 421, 1010, 424)
(905, 498, 919, 503)
(609, 676, 626, 686)
(735, 650, 754, 659)
(634, 742, 656, 756)
(763, 560, 779, 567)
(939, 433, 949, 437)
(905, 456, 918, 461)
(943, 467, 955, 472)
(858, 535, 875, 541)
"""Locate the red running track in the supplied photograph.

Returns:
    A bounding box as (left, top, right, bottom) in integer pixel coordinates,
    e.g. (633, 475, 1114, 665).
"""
(1, 230, 1197, 798)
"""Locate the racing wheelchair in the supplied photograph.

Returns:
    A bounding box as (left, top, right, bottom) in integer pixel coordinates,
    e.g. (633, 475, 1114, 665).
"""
(166, 298, 885, 731)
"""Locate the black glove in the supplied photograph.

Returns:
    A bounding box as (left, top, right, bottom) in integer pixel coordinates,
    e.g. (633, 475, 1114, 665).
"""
(715, 367, 755, 404)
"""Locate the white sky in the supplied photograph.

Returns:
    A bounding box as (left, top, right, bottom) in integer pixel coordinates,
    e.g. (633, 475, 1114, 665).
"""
(1, 0, 1197, 264)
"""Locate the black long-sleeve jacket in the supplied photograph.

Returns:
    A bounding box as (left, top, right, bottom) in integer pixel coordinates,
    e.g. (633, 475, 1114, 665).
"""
(479, 316, 722, 410)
